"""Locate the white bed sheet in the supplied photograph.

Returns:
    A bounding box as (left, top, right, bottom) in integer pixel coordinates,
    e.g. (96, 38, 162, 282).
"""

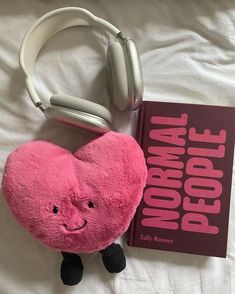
(0, 0, 235, 293)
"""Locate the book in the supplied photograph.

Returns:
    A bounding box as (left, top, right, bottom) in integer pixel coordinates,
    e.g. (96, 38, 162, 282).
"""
(128, 101, 235, 257)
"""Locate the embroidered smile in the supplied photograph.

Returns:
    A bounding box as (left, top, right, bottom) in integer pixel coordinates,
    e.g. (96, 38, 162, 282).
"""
(63, 220, 87, 231)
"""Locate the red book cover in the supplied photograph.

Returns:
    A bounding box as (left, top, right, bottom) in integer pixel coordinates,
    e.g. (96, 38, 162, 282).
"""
(128, 101, 235, 257)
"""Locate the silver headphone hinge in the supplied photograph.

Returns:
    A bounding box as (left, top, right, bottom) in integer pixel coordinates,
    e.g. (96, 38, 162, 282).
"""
(35, 102, 46, 113)
(116, 32, 125, 41)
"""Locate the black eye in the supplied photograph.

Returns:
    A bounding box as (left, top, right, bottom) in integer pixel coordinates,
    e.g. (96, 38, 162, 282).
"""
(88, 201, 94, 208)
(53, 206, 59, 214)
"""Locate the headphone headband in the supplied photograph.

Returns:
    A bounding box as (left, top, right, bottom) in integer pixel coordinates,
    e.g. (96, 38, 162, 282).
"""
(20, 7, 121, 108)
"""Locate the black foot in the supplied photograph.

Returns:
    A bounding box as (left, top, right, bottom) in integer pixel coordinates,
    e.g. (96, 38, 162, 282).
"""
(100, 243, 126, 273)
(60, 252, 84, 286)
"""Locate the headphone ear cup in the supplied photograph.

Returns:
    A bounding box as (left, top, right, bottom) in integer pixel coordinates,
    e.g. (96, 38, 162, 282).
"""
(124, 39, 143, 110)
(107, 42, 129, 111)
(44, 94, 112, 133)
(50, 94, 112, 124)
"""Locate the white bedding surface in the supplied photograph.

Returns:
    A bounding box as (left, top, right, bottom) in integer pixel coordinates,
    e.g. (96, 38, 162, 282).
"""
(0, 0, 235, 293)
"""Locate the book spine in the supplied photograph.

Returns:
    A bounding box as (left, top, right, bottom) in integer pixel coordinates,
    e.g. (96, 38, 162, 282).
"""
(128, 102, 146, 246)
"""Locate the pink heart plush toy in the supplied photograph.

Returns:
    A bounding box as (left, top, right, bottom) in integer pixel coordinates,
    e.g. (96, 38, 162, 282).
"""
(2, 131, 147, 285)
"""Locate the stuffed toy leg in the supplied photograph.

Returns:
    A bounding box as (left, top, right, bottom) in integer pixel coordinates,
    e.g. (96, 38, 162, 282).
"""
(61, 243, 126, 286)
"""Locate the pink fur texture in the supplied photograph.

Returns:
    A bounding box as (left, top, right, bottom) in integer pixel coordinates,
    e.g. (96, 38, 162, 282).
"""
(2, 131, 147, 253)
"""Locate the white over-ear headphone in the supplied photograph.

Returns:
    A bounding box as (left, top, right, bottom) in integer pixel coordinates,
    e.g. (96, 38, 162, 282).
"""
(20, 7, 143, 133)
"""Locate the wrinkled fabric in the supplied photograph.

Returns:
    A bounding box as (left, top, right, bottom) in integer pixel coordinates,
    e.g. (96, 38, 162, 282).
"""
(0, 0, 235, 293)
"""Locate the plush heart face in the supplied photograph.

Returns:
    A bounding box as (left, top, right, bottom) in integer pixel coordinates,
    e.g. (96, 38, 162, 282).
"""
(2, 132, 147, 253)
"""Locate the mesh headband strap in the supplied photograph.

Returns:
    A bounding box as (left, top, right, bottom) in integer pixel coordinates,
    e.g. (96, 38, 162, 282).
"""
(19, 7, 121, 107)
